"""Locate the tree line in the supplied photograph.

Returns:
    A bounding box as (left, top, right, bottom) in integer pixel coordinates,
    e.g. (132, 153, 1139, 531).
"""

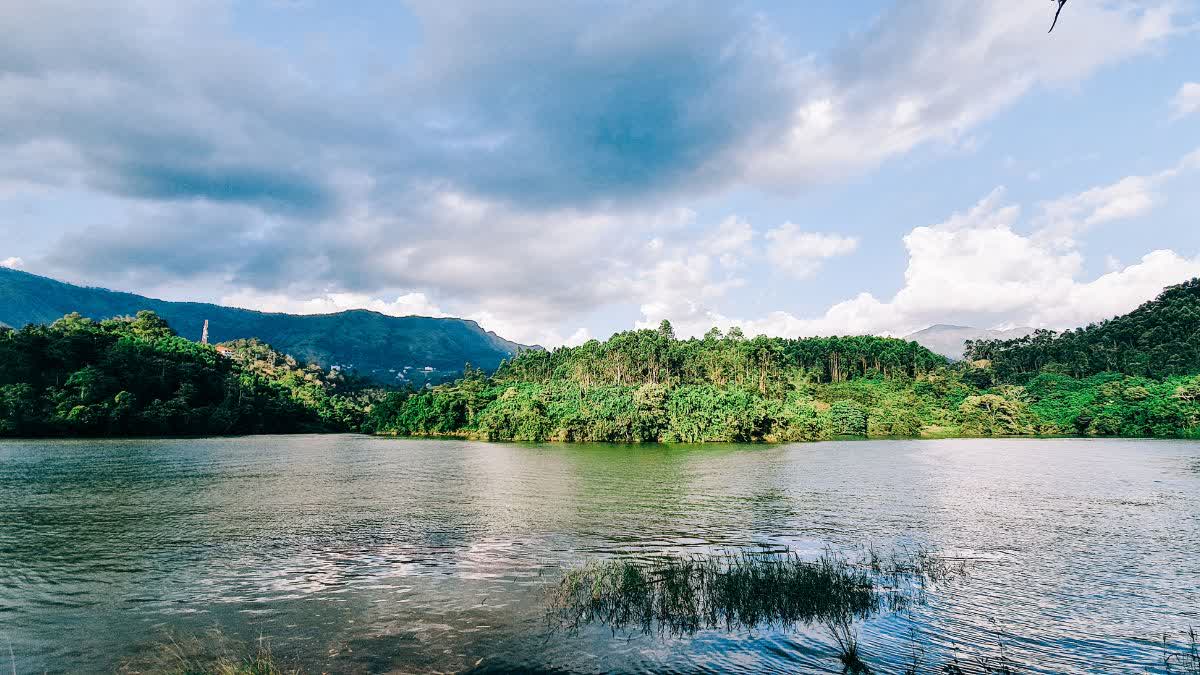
(5, 277, 1200, 443)
(368, 314, 1200, 443)
(964, 279, 1200, 381)
(497, 322, 944, 391)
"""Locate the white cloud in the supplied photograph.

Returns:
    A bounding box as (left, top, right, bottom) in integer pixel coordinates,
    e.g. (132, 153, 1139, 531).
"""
(1034, 149, 1200, 246)
(763, 224, 858, 278)
(1, 257, 25, 270)
(644, 148, 1200, 340)
(465, 310, 591, 348)
(700, 216, 754, 268)
(219, 290, 448, 318)
(633, 254, 745, 331)
(1036, 250, 1200, 328)
(631, 218, 757, 333)
(749, 1, 1179, 185)
(0, 1, 1189, 350)
(1171, 82, 1200, 120)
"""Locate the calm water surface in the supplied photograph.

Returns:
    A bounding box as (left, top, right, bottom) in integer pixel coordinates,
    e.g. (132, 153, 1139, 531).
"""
(1, 436, 1198, 673)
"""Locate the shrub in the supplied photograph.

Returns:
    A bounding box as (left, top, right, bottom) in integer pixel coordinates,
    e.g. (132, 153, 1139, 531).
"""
(828, 401, 868, 436)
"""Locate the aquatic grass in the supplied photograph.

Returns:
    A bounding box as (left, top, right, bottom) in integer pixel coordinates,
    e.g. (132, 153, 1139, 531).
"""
(549, 550, 874, 637)
(547, 546, 964, 638)
(1163, 627, 1200, 675)
(828, 615, 870, 674)
(119, 630, 298, 675)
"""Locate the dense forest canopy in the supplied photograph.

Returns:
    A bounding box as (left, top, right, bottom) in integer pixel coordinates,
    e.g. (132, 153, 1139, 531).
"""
(495, 323, 945, 390)
(0, 311, 378, 437)
(368, 309, 1200, 443)
(964, 279, 1200, 381)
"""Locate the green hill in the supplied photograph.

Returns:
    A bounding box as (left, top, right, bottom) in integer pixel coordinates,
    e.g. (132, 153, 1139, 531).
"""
(367, 289, 1200, 443)
(365, 323, 959, 442)
(0, 310, 378, 437)
(965, 278, 1200, 380)
(0, 268, 534, 384)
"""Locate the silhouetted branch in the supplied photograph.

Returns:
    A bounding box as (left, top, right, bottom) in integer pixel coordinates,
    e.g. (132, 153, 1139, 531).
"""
(1048, 0, 1068, 33)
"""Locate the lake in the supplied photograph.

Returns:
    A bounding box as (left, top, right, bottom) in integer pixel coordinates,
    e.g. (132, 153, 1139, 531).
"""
(1, 436, 1198, 673)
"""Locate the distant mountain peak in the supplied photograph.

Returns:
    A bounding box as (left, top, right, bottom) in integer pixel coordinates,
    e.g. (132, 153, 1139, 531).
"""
(917, 323, 973, 331)
(904, 324, 1036, 360)
(0, 267, 533, 384)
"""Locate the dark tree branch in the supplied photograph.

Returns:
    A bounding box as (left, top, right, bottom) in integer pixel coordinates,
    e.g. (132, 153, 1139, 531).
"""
(1048, 0, 1068, 33)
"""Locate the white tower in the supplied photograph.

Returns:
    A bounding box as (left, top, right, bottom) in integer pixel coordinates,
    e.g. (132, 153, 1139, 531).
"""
(201, 320, 209, 345)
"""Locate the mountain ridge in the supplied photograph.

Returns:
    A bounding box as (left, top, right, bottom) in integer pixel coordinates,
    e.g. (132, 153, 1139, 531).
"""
(0, 267, 534, 384)
(904, 324, 1036, 360)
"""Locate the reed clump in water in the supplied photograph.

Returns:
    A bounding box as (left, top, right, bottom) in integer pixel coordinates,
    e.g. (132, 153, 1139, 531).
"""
(119, 630, 298, 675)
(547, 547, 962, 638)
(1163, 627, 1200, 675)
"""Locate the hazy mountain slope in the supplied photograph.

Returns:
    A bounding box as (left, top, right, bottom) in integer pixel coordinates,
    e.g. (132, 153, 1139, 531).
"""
(0, 268, 532, 383)
(904, 324, 1035, 360)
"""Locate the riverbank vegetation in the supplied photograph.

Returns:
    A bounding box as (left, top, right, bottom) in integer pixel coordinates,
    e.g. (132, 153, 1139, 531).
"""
(366, 280, 1200, 441)
(0, 311, 378, 437)
(4, 280, 1199, 441)
(120, 630, 297, 675)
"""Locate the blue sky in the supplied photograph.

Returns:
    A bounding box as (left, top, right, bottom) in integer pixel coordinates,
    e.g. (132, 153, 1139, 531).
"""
(1, 0, 1199, 346)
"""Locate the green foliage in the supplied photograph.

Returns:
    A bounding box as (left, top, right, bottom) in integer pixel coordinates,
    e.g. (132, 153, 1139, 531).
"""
(957, 393, 1032, 436)
(0, 311, 381, 437)
(495, 326, 944, 389)
(966, 278, 1200, 380)
(477, 384, 553, 441)
(0, 266, 529, 384)
(369, 314, 1200, 443)
(1020, 372, 1199, 437)
(771, 399, 833, 442)
(828, 401, 868, 436)
(371, 329, 974, 443)
(664, 385, 775, 442)
(866, 405, 922, 438)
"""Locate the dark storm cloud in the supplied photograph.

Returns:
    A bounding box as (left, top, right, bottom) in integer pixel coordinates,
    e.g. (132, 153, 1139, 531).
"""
(0, 2, 372, 219)
(1, 1, 801, 215)
(1, 0, 812, 303)
(397, 0, 803, 204)
(108, 160, 333, 214)
(4, 0, 1178, 345)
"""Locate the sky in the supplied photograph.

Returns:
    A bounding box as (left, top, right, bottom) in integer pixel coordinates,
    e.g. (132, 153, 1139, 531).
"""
(1, 0, 1199, 347)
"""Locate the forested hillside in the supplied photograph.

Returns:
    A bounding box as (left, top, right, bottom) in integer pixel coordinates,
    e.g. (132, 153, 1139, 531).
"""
(6, 281, 1199, 442)
(965, 278, 1200, 380)
(0, 267, 531, 384)
(0, 311, 378, 437)
(369, 294, 1200, 443)
(366, 325, 962, 442)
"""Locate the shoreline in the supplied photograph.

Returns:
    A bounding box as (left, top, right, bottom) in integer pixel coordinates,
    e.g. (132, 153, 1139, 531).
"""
(4, 429, 1198, 444)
